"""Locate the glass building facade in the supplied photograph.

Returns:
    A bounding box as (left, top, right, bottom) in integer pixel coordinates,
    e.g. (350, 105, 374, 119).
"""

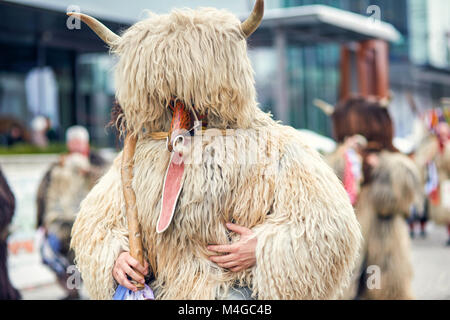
(1, 0, 449, 147)
(251, 0, 412, 137)
(0, 2, 126, 148)
(250, 0, 450, 138)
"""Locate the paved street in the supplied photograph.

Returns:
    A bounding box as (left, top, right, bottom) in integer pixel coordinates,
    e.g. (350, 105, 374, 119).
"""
(411, 223, 450, 300)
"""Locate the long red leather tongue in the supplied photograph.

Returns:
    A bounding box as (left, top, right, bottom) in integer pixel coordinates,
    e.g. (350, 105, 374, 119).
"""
(157, 153, 184, 233)
(157, 100, 190, 233)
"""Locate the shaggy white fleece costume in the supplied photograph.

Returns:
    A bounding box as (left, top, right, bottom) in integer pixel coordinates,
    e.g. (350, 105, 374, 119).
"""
(356, 152, 420, 300)
(329, 150, 421, 299)
(70, 6, 361, 300)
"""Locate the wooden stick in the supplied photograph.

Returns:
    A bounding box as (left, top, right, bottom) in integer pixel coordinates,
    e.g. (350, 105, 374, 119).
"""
(121, 133, 145, 290)
(120, 128, 231, 290)
(313, 99, 334, 116)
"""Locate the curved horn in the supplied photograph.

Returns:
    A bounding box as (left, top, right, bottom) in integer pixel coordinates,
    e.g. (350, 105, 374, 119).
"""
(313, 99, 335, 116)
(241, 0, 264, 38)
(67, 12, 120, 46)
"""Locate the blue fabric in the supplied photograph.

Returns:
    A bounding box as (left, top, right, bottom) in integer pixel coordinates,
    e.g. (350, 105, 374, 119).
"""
(113, 284, 155, 300)
(40, 233, 69, 276)
(113, 285, 130, 300)
(47, 233, 61, 252)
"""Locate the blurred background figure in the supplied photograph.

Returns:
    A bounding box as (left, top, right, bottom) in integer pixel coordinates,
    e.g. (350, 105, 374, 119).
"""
(6, 123, 26, 147)
(0, 167, 21, 300)
(326, 132, 367, 206)
(44, 117, 59, 143)
(408, 200, 429, 239)
(413, 117, 450, 245)
(429, 122, 450, 245)
(327, 97, 421, 300)
(35, 125, 107, 299)
(31, 116, 49, 148)
(0, 117, 29, 147)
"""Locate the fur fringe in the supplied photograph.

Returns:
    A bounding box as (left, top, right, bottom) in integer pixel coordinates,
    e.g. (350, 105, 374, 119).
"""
(355, 152, 420, 299)
(112, 8, 271, 136)
(71, 156, 130, 300)
(251, 133, 362, 299)
(368, 152, 422, 218)
(356, 192, 414, 299)
(71, 125, 361, 299)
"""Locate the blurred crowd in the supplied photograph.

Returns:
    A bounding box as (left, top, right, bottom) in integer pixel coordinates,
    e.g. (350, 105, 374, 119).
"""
(322, 97, 449, 299)
(0, 115, 59, 149)
(0, 95, 449, 300)
(0, 124, 109, 299)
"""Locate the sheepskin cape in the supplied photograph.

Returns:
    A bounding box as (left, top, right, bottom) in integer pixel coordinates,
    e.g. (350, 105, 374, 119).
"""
(70, 7, 361, 300)
(329, 150, 421, 300)
(71, 124, 362, 299)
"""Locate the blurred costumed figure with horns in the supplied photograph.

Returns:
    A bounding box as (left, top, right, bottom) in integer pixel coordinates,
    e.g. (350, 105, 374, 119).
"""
(36, 125, 107, 299)
(0, 167, 21, 300)
(322, 97, 421, 300)
(67, 0, 362, 300)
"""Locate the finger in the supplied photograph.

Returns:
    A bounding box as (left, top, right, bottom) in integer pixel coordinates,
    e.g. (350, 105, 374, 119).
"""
(125, 255, 148, 275)
(112, 268, 120, 282)
(226, 223, 251, 235)
(143, 261, 149, 274)
(209, 253, 237, 263)
(117, 270, 137, 291)
(122, 263, 145, 284)
(230, 266, 244, 272)
(208, 244, 237, 253)
(218, 261, 240, 269)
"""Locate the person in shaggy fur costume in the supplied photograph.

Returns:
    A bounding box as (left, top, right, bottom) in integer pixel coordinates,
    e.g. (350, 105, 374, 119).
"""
(68, 0, 362, 300)
(36, 126, 107, 299)
(326, 97, 421, 300)
(413, 121, 450, 245)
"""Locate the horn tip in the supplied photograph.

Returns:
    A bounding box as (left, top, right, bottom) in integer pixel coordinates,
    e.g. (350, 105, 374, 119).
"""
(242, 0, 265, 38)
